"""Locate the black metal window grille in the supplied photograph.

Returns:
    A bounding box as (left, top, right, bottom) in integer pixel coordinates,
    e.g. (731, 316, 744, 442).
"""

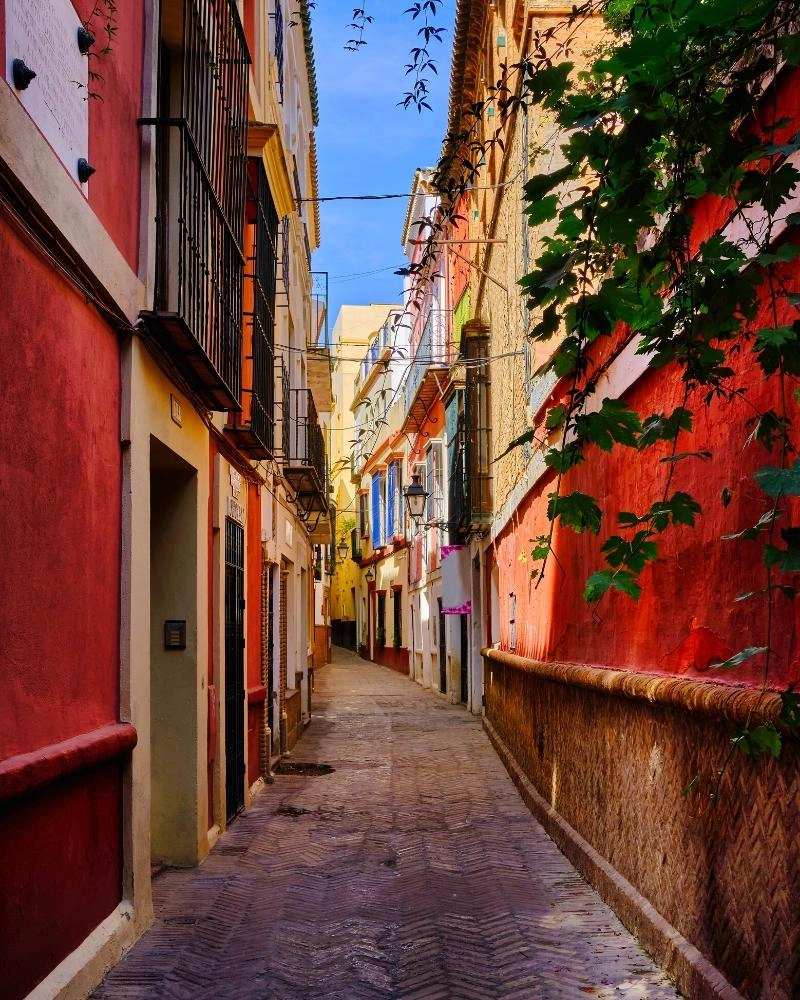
(464, 334, 493, 522)
(447, 390, 468, 542)
(273, 0, 284, 103)
(293, 155, 303, 217)
(244, 160, 279, 454)
(281, 217, 290, 290)
(350, 526, 362, 562)
(286, 388, 326, 488)
(151, 0, 250, 408)
(275, 355, 291, 459)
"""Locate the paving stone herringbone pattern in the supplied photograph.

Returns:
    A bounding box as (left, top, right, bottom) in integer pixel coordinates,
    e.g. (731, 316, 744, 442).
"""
(94, 648, 680, 1000)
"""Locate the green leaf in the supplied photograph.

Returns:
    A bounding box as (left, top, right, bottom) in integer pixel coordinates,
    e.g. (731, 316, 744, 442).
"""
(711, 646, 768, 670)
(530, 535, 551, 561)
(746, 410, 790, 450)
(754, 460, 800, 497)
(733, 724, 782, 758)
(601, 531, 657, 574)
(525, 62, 574, 108)
(543, 441, 584, 473)
(638, 408, 692, 449)
(574, 398, 642, 451)
(523, 164, 574, 204)
(526, 194, 559, 226)
(780, 686, 800, 731)
(778, 33, 800, 66)
(764, 530, 800, 573)
(494, 428, 537, 461)
(545, 404, 566, 430)
(547, 491, 602, 534)
(584, 569, 641, 602)
(756, 243, 800, 266)
(722, 508, 781, 541)
(649, 492, 702, 530)
(681, 774, 700, 798)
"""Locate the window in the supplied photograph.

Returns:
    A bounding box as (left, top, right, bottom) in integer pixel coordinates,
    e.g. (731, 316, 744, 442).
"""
(359, 491, 369, 539)
(393, 588, 402, 647)
(426, 440, 444, 524)
(232, 159, 278, 456)
(273, 0, 284, 102)
(371, 474, 385, 549)
(386, 462, 396, 539)
(412, 462, 427, 535)
(464, 329, 492, 522)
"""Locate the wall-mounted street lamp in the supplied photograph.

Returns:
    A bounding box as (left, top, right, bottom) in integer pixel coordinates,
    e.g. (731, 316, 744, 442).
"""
(365, 565, 375, 583)
(337, 538, 349, 561)
(404, 473, 428, 525)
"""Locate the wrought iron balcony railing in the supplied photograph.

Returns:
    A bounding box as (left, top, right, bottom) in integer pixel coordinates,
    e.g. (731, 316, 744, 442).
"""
(282, 388, 328, 519)
(403, 309, 448, 420)
(353, 312, 401, 397)
(229, 160, 278, 456)
(140, 0, 249, 411)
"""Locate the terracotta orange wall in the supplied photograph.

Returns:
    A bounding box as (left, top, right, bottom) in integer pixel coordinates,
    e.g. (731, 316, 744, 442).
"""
(0, 224, 123, 993)
(492, 282, 800, 689)
(492, 68, 800, 689)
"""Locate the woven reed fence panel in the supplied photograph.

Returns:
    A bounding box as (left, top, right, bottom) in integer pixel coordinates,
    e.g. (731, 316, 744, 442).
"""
(484, 654, 800, 1000)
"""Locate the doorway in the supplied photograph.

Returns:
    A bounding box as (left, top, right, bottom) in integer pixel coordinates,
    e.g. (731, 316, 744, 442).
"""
(150, 438, 198, 865)
(460, 614, 469, 704)
(438, 597, 447, 693)
(224, 518, 245, 821)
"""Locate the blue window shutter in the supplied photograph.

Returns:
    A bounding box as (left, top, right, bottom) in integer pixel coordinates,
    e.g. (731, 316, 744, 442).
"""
(371, 476, 381, 548)
(387, 463, 396, 538)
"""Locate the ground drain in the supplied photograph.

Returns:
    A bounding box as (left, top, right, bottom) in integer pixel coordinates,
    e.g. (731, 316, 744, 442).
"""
(276, 805, 312, 817)
(274, 760, 335, 776)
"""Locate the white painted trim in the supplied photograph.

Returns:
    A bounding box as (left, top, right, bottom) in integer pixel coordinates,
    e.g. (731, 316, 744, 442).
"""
(0, 81, 145, 322)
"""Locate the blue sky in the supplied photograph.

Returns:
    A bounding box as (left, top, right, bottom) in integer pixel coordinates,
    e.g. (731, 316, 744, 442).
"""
(309, 2, 453, 331)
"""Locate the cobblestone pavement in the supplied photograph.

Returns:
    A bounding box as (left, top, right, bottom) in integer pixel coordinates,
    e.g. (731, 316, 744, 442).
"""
(95, 648, 680, 1000)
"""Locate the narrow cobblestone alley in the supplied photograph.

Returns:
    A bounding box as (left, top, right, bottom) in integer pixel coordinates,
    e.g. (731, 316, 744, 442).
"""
(94, 650, 680, 1000)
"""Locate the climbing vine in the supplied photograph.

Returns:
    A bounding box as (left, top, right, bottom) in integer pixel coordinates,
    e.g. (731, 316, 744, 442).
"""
(509, 0, 800, 756)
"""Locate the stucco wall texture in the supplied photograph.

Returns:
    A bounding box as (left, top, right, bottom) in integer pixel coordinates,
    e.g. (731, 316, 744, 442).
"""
(489, 67, 800, 690)
(0, 224, 123, 995)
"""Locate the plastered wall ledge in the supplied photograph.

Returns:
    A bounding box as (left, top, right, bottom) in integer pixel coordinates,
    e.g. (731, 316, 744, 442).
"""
(0, 723, 138, 803)
(482, 647, 785, 729)
(26, 902, 143, 1000)
(484, 717, 745, 1000)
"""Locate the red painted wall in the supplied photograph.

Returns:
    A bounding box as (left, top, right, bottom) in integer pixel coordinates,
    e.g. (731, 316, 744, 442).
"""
(72, 0, 145, 270)
(0, 223, 123, 991)
(0, 226, 121, 758)
(1, 762, 123, 999)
